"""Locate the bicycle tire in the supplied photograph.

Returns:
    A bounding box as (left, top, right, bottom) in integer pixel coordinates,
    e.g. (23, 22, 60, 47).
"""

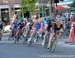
(14, 35, 19, 44)
(23, 35, 28, 44)
(23, 32, 30, 44)
(35, 33, 38, 43)
(50, 32, 60, 53)
(27, 34, 35, 46)
(8, 32, 12, 40)
(14, 37, 17, 44)
(50, 38, 57, 53)
(28, 40, 33, 47)
(0, 34, 2, 40)
(0, 35, 2, 40)
(44, 36, 48, 47)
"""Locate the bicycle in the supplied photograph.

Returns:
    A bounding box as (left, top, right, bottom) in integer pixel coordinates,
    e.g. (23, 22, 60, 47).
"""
(49, 31, 60, 53)
(14, 29, 20, 44)
(27, 31, 41, 46)
(8, 28, 14, 41)
(23, 30, 30, 44)
(23, 23, 32, 44)
(44, 31, 50, 48)
(34, 32, 42, 43)
(0, 29, 2, 40)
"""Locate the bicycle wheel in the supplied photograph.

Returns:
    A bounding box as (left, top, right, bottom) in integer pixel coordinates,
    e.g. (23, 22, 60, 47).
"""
(34, 33, 38, 43)
(28, 40, 33, 47)
(27, 34, 35, 46)
(14, 37, 17, 44)
(44, 36, 48, 47)
(8, 32, 13, 40)
(0, 33, 2, 40)
(14, 34, 19, 44)
(50, 38, 57, 53)
(23, 33, 28, 44)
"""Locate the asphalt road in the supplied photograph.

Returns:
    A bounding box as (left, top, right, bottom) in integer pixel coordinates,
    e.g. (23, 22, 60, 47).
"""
(0, 33, 75, 58)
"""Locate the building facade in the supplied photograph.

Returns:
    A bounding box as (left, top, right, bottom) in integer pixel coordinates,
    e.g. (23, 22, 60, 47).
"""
(0, 0, 50, 22)
(0, 0, 21, 22)
(0, 0, 73, 22)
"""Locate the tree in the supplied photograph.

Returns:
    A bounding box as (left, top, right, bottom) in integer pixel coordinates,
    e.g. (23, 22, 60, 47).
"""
(70, 1, 75, 7)
(21, 0, 37, 15)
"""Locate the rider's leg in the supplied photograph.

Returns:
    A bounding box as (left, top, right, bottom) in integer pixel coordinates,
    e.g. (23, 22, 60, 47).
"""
(47, 32, 55, 48)
(42, 30, 48, 46)
(27, 28, 36, 42)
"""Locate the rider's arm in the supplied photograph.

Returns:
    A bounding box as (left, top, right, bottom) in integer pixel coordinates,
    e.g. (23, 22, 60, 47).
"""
(40, 23, 43, 31)
(32, 23, 35, 29)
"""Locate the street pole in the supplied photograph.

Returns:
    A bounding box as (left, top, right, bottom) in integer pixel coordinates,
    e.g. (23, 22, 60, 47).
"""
(55, 2, 58, 14)
(38, 0, 40, 18)
(42, 3, 43, 17)
(0, 9, 1, 20)
(48, 0, 51, 17)
(8, 2, 11, 23)
(42, 3, 45, 17)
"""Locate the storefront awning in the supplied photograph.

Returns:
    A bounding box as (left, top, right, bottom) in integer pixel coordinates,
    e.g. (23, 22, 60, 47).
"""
(0, 4, 21, 9)
(55, 5, 70, 10)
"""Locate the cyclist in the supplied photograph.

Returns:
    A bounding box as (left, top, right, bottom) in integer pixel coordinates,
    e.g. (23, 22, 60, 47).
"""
(19, 20, 25, 38)
(28, 20, 33, 32)
(19, 20, 25, 30)
(0, 20, 3, 30)
(27, 18, 42, 43)
(11, 20, 19, 38)
(41, 18, 48, 46)
(0, 20, 3, 40)
(47, 19, 64, 49)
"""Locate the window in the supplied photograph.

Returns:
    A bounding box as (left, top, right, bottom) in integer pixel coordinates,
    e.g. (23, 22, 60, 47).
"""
(3, 0, 8, 3)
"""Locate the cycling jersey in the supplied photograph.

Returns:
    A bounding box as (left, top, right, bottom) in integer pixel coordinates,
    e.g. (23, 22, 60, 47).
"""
(47, 20, 52, 31)
(19, 22, 25, 29)
(34, 23, 41, 31)
(42, 19, 47, 26)
(42, 19, 48, 31)
(12, 21, 19, 29)
(53, 23, 63, 33)
(29, 22, 33, 30)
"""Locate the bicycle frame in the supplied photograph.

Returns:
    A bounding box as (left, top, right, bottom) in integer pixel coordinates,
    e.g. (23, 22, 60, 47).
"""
(0, 29, 2, 40)
(50, 31, 60, 53)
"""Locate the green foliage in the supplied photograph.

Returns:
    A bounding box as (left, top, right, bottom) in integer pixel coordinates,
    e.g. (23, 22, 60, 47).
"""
(70, 1, 75, 7)
(21, 0, 37, 14)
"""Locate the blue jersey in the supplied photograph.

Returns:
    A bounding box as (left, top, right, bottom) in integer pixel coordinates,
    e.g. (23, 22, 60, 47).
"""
(42, 19, 47, 26)
(12, 21, 19, 29)
(35, 23, 41, 31)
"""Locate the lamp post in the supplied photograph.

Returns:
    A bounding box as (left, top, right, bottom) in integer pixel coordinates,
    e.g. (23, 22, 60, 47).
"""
(0, 9, 1, 20)
(48, 0, 52, 17)
(35, 2, 40, 18)
(38, 0, 40, 18)
(0, 0, 2, 20)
